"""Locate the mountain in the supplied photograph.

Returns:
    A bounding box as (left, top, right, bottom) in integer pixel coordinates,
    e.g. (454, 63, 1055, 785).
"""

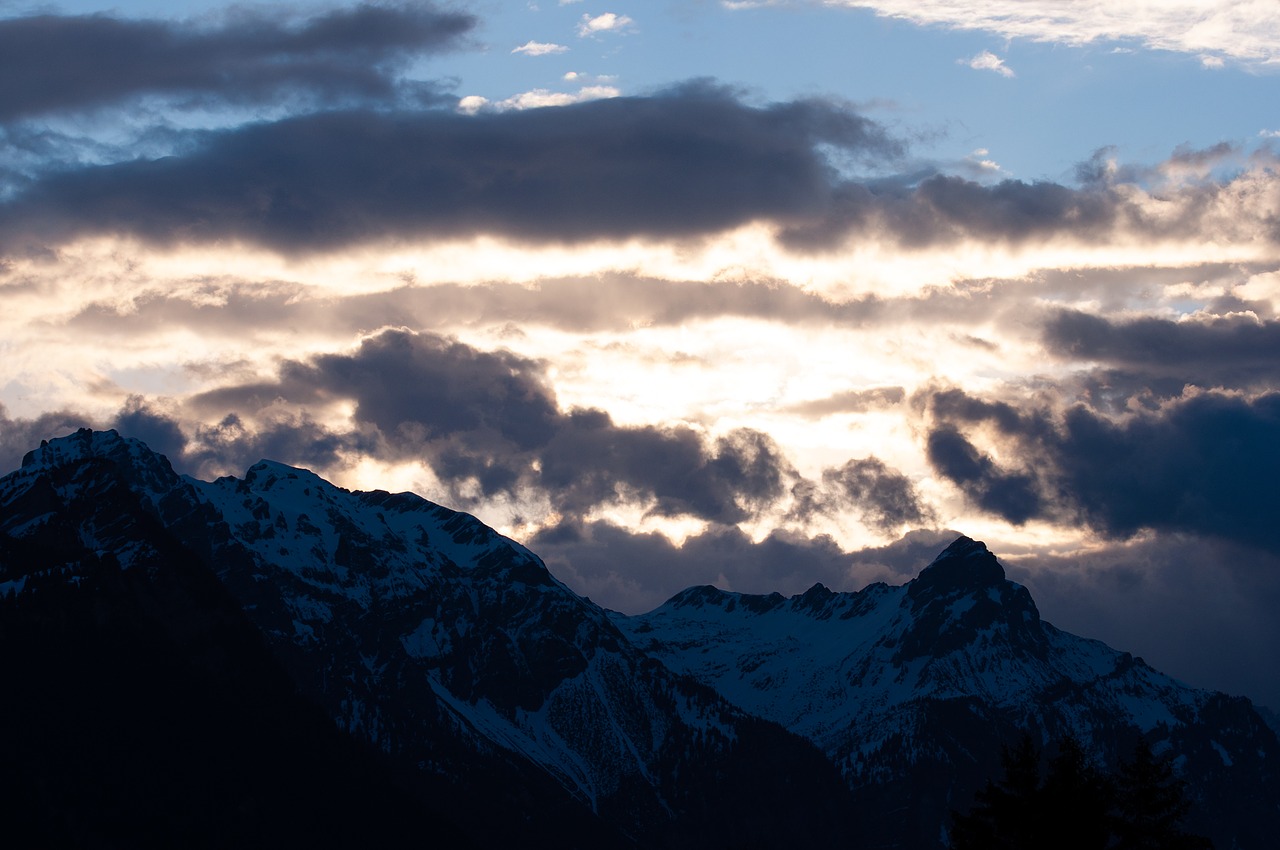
(0, 430, 852, 849)
(3, 430, 1278, 848)
(615, 537, 1280, 849)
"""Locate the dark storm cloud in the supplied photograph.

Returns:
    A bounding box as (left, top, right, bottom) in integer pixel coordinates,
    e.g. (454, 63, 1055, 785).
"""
(1043, 309, 1280, 388)
(921, 387, 1280, 549)
(1004, 534, 1280, 710)
(774, 173, 1122, 250)
(184, 413, 370, 478)
(0, 404, 91, 472)
(0, 82, 900, 253)
(307, 332, 562, 451)
(8, 77, 1260, 254)
(789, 456, 935, 534)
(821, 457, 937, 532)
(191, 329, 797, 523)
(0, 396, 365, 481)
(0, 5, 474, 122)
(530, 520, 951, 614)
(924, 426, 1043, 524)
(112, 395, 188, 464)
(533, 520, 959, 614)
(535, 415, 794, 523)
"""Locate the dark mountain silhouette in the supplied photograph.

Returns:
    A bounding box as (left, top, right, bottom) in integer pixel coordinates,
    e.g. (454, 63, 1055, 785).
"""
(2, 430, 1276, 848)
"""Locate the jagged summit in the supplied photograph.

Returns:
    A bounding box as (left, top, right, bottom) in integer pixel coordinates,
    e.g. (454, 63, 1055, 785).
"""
(909, 535, 1005, 598)
(242, 458, 334, 489)
(1, 429, 858, 848)
(619, 535, 1278, 849)
(659, 537, 1014, 623)
(21, 427, 154, 470)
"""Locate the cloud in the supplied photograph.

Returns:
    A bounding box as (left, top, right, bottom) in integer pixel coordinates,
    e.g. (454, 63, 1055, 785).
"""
(0, 82, 902, 254)
(818, 1, 1280, 65)
(0, 5, 474, 122)
(456, 94, 490, 114)
(1042, 309, 1280, 390)
(530, 520, 954, 614)
(512, 40, 568, 55)
(921, 387, 1280, 550)
(576, 13, 635, 37)
(188, 329, 802, 524)
(925, 425, 1043, 524)
(962, 50, 1015, 78)
(0, 404, 92, 472)
(112, 395, 189, 464)
(821, 458, 937, 532)
(782, 386, 906, 417)
(1007, 534, 1280, 710)
(778, 152, 1280, 253)
(790, 456, 936, 534)
(7, 75, 1279, 259)
(486, 86, 621, 111)
(52, 272, 967, 343)
(961, 148, 1005, 176)
(185, 412, 369, 478)
(0, 394, 370, 483)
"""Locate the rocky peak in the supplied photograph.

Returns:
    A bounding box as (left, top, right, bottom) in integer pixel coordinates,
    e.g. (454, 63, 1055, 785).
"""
(907, 535, 1005, 601)
(667, 584, 727, 609)
(10, 428, 188, 519)
(23, 428, 139, 470)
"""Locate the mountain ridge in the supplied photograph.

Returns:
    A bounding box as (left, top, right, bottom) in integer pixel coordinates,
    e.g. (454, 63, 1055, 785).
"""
(3, 429, 1277, 849)
(1, 430, 855, 848)
(617, 534, 1280, 848)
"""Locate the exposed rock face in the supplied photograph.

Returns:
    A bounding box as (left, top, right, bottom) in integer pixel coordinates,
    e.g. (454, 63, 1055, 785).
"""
(0, 430, 852, 849)
(618, 536, 1280, 849)
(3, 431, 1277, 848)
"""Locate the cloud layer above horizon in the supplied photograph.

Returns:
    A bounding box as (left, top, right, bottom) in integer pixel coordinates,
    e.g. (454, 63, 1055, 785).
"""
(2, 1, 1278, 708)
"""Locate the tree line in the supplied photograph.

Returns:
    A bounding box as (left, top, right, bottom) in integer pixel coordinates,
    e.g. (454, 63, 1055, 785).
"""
(951, 734, 1213, 850)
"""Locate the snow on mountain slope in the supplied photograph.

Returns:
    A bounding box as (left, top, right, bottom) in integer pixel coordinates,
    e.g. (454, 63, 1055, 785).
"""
(5, 431, 709, 801)
(614, 535, 1280, 849)
(5, 431, 1276, 849)
(617, 537, 1201, 758)
(0, 430, 854, 848)
(185, 456, 699, 803)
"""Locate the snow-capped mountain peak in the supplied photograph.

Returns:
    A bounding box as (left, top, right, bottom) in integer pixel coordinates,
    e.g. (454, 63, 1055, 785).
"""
(0, 431, 855, 848)
(3, 433, 1275, 850)
(614, 534, 1278, 848)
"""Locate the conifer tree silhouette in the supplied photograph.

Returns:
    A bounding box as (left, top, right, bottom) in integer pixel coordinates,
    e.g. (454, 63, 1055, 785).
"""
(1112, 739, 1212, 850)
(951, 733, 1043, 849)
(952, 735, 1214, 850)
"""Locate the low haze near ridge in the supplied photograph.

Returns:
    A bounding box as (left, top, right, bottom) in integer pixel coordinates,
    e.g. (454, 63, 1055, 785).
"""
(0, 1, 1277, 709)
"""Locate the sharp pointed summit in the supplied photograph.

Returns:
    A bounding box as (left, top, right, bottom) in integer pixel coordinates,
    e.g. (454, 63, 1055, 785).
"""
(910, 535, 1005, 596)
(621, 534, 1279, 850)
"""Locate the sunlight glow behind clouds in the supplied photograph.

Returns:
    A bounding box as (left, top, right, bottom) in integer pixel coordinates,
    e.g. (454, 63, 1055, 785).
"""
(3, 0, 1279, 705)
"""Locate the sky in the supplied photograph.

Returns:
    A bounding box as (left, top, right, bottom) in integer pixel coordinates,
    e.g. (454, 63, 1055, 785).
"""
(1, 0, 1278, 708)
